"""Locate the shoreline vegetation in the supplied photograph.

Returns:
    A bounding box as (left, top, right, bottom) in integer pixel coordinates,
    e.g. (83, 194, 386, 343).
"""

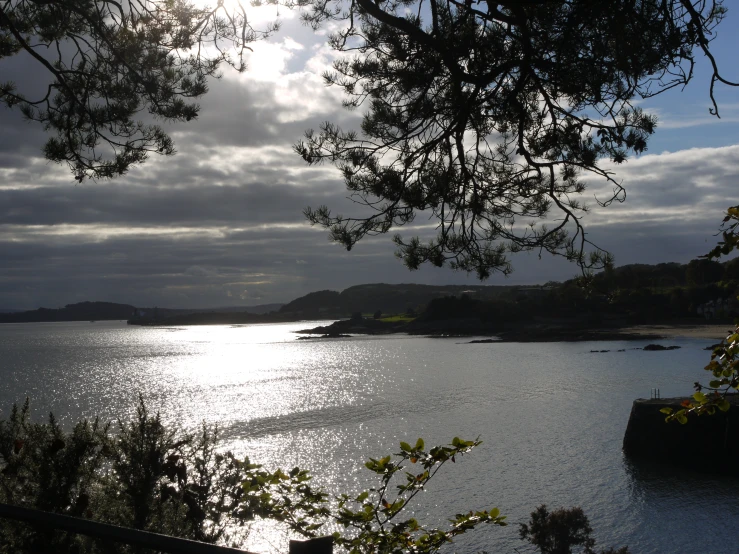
(613, 323, 731, 340)
(293, 319, 730, 343)
(3, 260, 738, 345)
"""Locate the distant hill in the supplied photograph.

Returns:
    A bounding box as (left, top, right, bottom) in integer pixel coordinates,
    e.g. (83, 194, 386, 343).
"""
(188, 303, 283, 315)
(17, 257, 738, 328)
(126, 303, 285, 325)
(292, 260, 739, 337)
(279, 290, 344, 317)
(0, 299, 283, 326)
(129, 310, 295, 326)
(0, 301, 137, 323)
(278, 283, 522, 318)
(279, 260, 739, 331)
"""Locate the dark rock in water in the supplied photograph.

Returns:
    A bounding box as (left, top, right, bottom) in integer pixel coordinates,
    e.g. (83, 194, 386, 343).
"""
(589, 349, 611, 353)
(643, 344, 681, 351)
(623, 396, 739, 474)
(468, 338, 500, 344)
(705, 343, 723, 351)
(617, 349, 626, 352)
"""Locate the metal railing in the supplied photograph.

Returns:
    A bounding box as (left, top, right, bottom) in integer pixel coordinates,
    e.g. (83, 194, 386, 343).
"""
(0, 502, 332, 554)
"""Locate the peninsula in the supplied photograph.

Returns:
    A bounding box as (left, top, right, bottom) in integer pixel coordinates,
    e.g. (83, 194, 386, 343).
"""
(6, 260, 737, 343)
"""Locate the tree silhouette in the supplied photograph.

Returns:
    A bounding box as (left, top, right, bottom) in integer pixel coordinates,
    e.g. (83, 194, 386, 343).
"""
(297, 0, 738, 278)
(0, 0, 276, 180)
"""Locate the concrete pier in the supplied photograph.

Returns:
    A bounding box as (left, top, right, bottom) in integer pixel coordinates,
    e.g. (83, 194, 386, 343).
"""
(622, 396, 739, 473)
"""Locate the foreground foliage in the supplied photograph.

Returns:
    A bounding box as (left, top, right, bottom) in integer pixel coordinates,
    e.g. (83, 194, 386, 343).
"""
(0, 399, 635, 553)
(331, 436, 506, 552)
(520, 505, 629, 554)
(0, 399, 507, 553)
(662, 205, 739, 423)
(0, 398, 325, 553)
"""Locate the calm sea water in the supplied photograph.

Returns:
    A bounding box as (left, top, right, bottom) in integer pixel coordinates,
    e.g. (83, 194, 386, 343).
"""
(1, 320, 738, 553)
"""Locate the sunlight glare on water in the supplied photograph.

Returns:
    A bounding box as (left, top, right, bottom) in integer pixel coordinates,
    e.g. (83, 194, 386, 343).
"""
(2, 321, 739, 554)
(118, 321, 372, 429)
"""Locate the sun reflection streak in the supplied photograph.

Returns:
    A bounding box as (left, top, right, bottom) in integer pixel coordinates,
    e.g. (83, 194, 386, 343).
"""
(3, 321, 735, 554)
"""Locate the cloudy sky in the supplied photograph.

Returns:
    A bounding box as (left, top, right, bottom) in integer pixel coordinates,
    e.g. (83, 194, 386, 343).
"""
(2, 3, 739, 310)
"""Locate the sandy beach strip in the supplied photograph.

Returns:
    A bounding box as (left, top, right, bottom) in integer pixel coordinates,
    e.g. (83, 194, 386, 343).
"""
(616, 323, 735, 340)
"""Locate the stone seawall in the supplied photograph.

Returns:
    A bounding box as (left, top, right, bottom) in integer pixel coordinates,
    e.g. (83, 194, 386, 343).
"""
(623, 397, 739, 473)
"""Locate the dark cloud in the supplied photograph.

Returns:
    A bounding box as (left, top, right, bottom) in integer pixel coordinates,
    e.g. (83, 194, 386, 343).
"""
(2, 144, 738, 309)
(0, 179, 341, 226)
(0, 223, 493, 309)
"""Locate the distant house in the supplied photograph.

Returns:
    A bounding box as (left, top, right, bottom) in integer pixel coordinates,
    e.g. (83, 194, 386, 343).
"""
(697, 298, 737, 319)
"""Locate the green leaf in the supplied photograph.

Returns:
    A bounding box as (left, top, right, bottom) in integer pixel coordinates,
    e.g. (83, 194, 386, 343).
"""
(659, 407, 673, 415)
(415, 438, 424, 451)
(693, 391, 707, 403)
(490, 507, 500, 518)
(399, 441, 412, 452)
(718, 399, 731, 412)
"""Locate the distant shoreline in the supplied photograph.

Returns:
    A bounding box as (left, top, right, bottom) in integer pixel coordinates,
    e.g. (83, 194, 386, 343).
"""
(295, 319, 735, 343)
(3, 315, 732, 343)
(469, 323, 732, 343)
(614, 323, 731, 341)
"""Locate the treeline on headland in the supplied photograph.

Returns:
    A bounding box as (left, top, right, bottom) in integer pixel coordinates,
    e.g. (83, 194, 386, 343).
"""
(276, 283, 520, 318)
(148, 259, 739, 333)
(285, 259, 739, 324)
(4, 259, 739, 332)
(293, 259, 739, 339)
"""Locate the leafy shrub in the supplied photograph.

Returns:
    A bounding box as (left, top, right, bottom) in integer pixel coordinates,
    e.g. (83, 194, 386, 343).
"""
(519, 505, 629, 554)
(330, 436, 506, 553)
(0, 398, 324, 553)
(1, 399, 618, 554)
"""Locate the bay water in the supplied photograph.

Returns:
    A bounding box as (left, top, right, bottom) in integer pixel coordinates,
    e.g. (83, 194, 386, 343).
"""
(1, 320, 737, 553)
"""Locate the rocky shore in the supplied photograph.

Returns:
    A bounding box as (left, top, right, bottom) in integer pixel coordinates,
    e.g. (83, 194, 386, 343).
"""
(294, 317, 677, 342)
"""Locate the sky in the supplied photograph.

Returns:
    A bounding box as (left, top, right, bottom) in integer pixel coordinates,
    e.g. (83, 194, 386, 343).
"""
(2, 3, 739, 310)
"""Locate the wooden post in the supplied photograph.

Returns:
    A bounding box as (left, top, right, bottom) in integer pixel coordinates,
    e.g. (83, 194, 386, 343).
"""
(289, 536, 333, 554)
